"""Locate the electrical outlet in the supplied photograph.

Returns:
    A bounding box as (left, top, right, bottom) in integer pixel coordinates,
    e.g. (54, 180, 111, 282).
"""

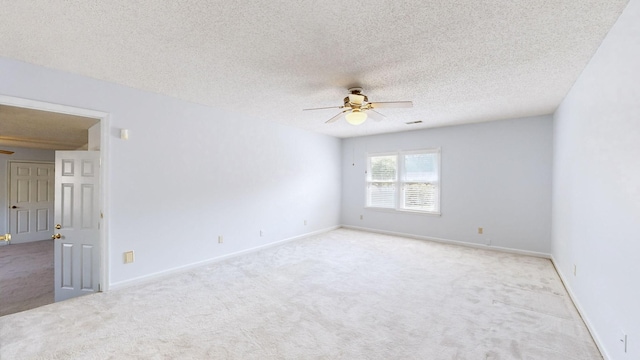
(360, 215, 363, 220)
(478, 227, 483, 234)
(260, 230, 263, 237)
(304, 220, 307, 226)
(218, 235, 223, 243)
(123, 251, 134, 264)
(486, 238, 492, 246)
(621, 332, 628, 353)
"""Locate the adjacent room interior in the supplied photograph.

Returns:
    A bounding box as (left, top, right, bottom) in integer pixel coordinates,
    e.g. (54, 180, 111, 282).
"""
(0, 1, 638, 359)
(0, 107, 100, 315)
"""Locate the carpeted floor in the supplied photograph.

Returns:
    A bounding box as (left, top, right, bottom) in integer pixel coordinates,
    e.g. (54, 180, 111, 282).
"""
(0, 240, 54, 317)
(0, 229, 601, 359)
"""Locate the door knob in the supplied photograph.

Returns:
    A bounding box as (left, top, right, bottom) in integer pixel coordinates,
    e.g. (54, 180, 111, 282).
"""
(1, 233, 10, 242)
(51, 233, 62, 239)
(11, 206, 17, 209)
(55, 224, 62, 229)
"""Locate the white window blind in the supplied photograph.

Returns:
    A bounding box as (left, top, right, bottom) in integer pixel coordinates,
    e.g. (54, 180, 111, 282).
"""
(401, 152, 439, 212)
(366, 149, 440, 214)
(367, 155, 397, 208)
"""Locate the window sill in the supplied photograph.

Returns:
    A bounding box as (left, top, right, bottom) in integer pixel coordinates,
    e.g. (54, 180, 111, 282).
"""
(365, 206, 441, 217)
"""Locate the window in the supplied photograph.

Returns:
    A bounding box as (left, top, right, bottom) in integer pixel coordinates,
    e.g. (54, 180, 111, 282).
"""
(366, 149, 440, 214)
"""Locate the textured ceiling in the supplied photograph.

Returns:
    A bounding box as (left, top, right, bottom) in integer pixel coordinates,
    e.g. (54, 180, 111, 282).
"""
(0, 105, 98, 150)
(0, 1, 629, 138)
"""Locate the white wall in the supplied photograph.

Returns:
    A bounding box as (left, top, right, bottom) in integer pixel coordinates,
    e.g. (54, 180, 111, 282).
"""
(88, 123, 100, 150)
(552, 0, 639, 358)
(341, 116, 553, 255)
(0, 57, 342, 286)
(0, 146, 55, 235)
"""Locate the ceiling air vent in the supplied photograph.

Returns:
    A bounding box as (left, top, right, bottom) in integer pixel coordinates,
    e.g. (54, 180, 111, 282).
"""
(405, 120, 423, 125)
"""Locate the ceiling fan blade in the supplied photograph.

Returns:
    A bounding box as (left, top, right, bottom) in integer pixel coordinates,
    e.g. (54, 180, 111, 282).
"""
(369, 101, 413, 109)
(303, 105, 344, 111)
(368, 109, 386, 122)
(325, 110, 349, 124)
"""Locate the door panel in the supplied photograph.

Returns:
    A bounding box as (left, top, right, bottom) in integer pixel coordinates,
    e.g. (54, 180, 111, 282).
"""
(36, 209, 49, 231)
(81, 184, 94, 229)
(54, 151, 100, 302)
(17, 179, 29, 201)
(9, 162, 54, 243)
(37, 179, 49, 200)
(16, 210, 29, 233)
(81, 245, 94, 290)
(61, 243, 73, 288)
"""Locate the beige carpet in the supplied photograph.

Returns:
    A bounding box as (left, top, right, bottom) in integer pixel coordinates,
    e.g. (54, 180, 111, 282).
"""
(0, 229, 600, 359)
(0, 240, 54, 317)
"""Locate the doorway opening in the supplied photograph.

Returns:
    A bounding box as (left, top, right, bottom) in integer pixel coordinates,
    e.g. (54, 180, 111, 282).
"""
(0, 96, 109, 316)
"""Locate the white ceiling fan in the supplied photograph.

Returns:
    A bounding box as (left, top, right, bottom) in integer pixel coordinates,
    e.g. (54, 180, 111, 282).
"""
(303, 87, 413, 125)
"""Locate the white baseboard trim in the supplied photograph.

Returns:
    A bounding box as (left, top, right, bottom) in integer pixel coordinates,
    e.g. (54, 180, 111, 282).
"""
(109, 225, 340, 291)
(340, 225, 551, 259)
(550, 256, 609, 360)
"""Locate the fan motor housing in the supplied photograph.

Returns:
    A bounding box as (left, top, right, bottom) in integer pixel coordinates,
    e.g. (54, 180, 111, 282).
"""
(344, 94, 368, 108)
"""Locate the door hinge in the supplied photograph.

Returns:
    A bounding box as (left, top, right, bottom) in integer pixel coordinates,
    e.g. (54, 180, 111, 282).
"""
(98, 283, 102, 292)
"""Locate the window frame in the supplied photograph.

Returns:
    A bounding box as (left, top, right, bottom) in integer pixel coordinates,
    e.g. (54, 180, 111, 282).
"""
(365, 148, 441, 216)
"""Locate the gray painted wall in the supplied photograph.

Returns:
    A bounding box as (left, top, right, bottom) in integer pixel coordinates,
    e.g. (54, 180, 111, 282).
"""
(552, 0, 639, 358)
(0, 57, 342, 286)
(341, 116, 553, 254)
(0, 146, 55, 235)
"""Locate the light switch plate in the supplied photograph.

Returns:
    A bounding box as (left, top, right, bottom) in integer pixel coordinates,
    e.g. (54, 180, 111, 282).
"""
(124, 251, 134, 264)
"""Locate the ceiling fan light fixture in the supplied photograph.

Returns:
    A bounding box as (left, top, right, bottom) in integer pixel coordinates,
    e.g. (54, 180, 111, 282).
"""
(304, 87, 412, 125)
(345, 111, 367, 125)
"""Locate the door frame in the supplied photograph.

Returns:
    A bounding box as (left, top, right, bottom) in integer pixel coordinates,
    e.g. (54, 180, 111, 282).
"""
(7, 160, 55, 244)
(0, 94, 111, 292)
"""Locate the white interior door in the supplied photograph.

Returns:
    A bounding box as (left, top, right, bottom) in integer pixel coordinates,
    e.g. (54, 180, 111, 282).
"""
(54, 151, 101, 302)
(9, 162, 54, 244)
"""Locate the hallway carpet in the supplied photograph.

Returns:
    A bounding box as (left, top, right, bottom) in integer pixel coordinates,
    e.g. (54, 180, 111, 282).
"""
(0, 229, 600, 359)
(0, 239, 54, 317)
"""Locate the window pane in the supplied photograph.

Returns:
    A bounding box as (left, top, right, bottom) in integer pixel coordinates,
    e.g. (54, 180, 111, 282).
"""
(370, 156, 396, 181)
(403, 183, 438, 212)
(368, 182, 396, 208)
(367, 150, 439, 213)
(404, 153, 437, 182)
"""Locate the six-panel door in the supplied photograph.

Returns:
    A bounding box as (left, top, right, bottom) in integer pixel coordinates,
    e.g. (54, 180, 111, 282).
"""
(9, 162, 54, 244)
(54, 151, 101, 302)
